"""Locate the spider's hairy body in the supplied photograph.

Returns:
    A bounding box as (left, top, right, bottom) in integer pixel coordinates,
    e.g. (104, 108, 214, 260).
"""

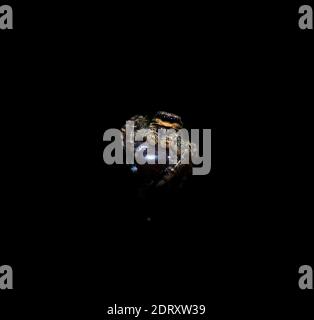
(121, 111, 195, 189)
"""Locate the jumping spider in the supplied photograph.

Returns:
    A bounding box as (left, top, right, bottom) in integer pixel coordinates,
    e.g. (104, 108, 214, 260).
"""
(121, 111, 196, 191)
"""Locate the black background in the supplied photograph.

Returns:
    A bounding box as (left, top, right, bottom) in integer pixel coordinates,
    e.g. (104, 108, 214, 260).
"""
(1, 0, 313, 319)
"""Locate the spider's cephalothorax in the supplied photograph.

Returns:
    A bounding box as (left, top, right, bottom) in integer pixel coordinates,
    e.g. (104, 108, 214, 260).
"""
(121, 111, 194, 190)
